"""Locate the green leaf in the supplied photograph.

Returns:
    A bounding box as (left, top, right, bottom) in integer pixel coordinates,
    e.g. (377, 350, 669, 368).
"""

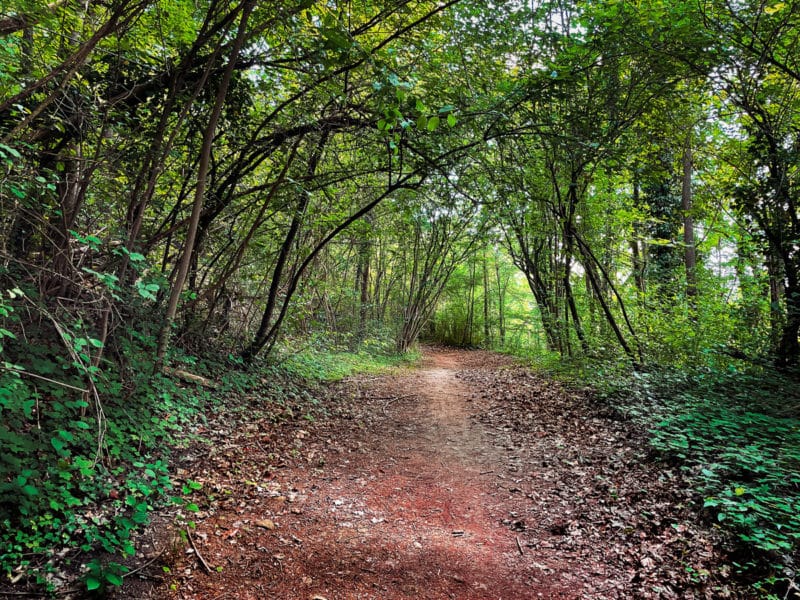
(132, 508, 149, 524)
(0, 144, 22, 159)
(447, 113, 457, 127)
(86, 576, 101, 591)
(22, 399, 35, 418)
(427, 116, 440, 132)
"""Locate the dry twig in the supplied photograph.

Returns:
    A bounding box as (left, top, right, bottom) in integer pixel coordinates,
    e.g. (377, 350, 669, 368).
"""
(186, 528, 213, 574)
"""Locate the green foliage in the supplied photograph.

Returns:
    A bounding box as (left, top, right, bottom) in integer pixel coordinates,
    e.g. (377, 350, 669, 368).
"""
(647, 372, 800, 553)
(605, 364, 800, 591)
(0, 295, 209, 587)
(277, 335, 419, 382)
(85, 559, 129, 592)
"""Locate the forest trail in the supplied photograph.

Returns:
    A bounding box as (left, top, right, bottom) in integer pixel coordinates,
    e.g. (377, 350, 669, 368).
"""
(120, 349, 741, 600)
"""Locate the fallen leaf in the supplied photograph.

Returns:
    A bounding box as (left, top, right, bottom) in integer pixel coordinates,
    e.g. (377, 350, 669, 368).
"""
(255, 519, 276, 530)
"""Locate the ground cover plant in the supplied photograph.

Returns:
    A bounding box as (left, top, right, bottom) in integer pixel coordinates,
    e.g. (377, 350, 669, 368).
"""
(1, 0, 799, 596)
(557, 359, 800, 597)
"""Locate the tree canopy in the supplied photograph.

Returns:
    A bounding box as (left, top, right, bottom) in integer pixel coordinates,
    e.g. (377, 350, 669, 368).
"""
(1, 0, 798, 594)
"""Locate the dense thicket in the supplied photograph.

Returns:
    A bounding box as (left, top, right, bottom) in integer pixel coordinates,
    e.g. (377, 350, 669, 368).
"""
(0, 0, 798, 594)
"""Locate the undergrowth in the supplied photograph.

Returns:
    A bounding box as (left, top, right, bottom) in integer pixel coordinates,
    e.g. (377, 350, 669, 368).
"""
(576, 356, 800, 598)
(0, 291, 411, 595)
(277, 335, 421, 381)
(0, 322, 219, 593)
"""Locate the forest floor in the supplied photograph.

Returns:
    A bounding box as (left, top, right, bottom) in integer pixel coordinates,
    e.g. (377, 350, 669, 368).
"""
(116, 348, 751, 600)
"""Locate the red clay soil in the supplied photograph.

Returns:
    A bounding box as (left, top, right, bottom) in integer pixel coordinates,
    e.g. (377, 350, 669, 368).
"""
(116, 348, 750, 600)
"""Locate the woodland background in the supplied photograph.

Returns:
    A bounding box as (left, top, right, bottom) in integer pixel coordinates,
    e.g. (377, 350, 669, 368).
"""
(0, 0, 798, 595)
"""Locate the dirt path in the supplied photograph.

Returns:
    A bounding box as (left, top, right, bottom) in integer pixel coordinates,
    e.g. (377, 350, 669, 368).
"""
(120, 349, 745, 599)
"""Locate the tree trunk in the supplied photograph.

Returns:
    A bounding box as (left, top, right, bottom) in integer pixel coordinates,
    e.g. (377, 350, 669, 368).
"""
(561, 206, 589, 354)
(156, 0, 254, 365)
(766, 250, 784, 349)
(682, 137, 697, 301)
(483, 251, 491, 346)
(574, 231, 641, 364)
(464, 260, 475, 346)
(777, 265, 800, 367)
(563, 256, 589, 354)
(630, 172, 646, 294)
(241, 132, 328, 362)
(355, 219, 372, 348)
(495, 261, 506, 346)
(505, 230, 562, 353)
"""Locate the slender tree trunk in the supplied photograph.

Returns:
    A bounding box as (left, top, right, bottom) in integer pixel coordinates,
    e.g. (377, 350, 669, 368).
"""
(572, 231, 641, 363)
(583, 258, 635, 360)
(767, 250, 784, 350)
(354, 213, 375, 347)
(483, 251, 490, 346)
(777, 264, 800, 367)
(201, 141, 302, 328)
(682, 137, 697, 301)
(505, 231, 561, 353)
(465, 260, 476, 346)
(630, 172, 646, 294)
(398, 224, 423, 352)
(561, 214, 589, 354)
(156, 0, 254, 365)
(495, 261, 506, 346)
(563, 258, 588, 353)
(241, 132, 328, 362)
(354, 224, 372, 348)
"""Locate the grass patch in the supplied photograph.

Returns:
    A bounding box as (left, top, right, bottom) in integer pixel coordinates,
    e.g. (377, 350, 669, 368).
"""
(276, 339, 421, 381)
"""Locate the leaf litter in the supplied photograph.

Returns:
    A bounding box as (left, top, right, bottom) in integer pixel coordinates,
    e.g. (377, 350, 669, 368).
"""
(115, 349, 752, 599)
